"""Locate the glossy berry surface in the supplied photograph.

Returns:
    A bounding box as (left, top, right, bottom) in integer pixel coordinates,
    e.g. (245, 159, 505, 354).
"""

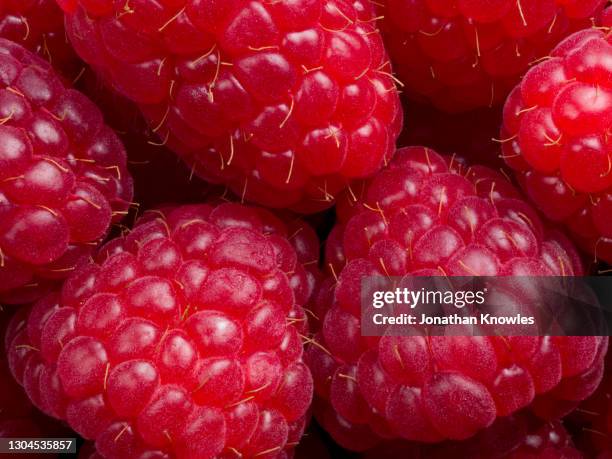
(501, 26, 612, 264)
(306, 146, 607, 450)
(382, 0, 606, 112)
(7, 203, 317, 459)
(0, 39, 133, 304)
(0, 0, 81, 79)
(57, 0, 403, 213)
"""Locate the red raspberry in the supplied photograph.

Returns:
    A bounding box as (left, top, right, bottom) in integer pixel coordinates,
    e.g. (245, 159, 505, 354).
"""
(0, 39, 133, 304)
(500, 26, 612, 264)
(381, 0, 606, 112)
(7, 202, 318, 459)
(0, 0, 82, 80)
(56, 0, 402, 213)
(305, 147, 607, 450)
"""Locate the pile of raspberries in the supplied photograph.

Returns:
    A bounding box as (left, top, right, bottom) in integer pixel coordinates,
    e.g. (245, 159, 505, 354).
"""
(0, 0, 611, 458)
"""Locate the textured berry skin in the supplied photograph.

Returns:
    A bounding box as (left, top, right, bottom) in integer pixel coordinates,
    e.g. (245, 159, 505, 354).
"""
(501, 26, 612, 264)
(58, 0, 403, 213)
(7, 203, 317, 459)
(382, 0, 606, 112)
(305, 146, 607, 451)
(0, 0, 81, 79)
(0, 39, 133, 304)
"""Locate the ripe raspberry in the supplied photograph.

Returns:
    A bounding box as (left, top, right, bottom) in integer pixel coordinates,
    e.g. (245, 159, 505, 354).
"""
(7, 202, 317, 459)
(500, 26, 612, 264)
(0, 0, 81, 79)
(56, 0, 402, 212)
(0, 39, 133, 304)
(381, 0, 606, 112)
(305, 146, 607, 450)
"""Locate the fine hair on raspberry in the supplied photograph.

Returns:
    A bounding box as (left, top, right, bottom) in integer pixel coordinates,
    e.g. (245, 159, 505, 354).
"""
(306, 146, 607, 451)
(501, 25, 612, 264)
(381, 0, 607, 111)
(0, 39, 133, 304)
(56, 0, 403, 212)
(0, 0, 82, 80)
(7, 202, 317, 459)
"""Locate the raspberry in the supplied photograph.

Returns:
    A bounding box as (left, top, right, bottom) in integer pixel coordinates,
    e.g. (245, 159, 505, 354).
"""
(0, 39, 133, 304)
(305, 146, 607, 450)
(7, 202, 317, 459)
(364, 412, 582, 458)
(500, 26, 612, 265)
(56, 0, 402, 213)
(381, 0, 606, 112)
(0, 0, 82, 79)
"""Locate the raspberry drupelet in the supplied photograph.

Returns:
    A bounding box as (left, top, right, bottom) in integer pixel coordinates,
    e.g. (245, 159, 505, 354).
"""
(500, 25, 612, 264)
(0, 0, 82, 80)
(381, 0, 606, 112)
(55, 0, 403, 213)
(305, 146, 607, 451)
(7, 202, 318, 459)
(0, 39, 133, 304)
